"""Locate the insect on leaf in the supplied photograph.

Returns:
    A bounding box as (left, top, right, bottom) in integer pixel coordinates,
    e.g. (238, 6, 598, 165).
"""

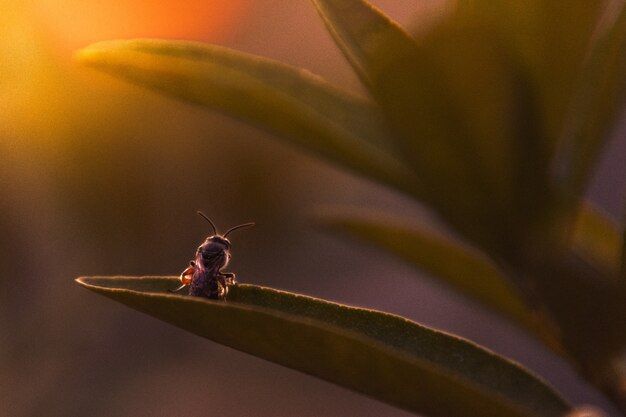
(76, 276, 571, 417)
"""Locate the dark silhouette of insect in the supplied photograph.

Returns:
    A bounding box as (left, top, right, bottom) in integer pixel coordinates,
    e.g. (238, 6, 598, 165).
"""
(169, 211, 254, 299)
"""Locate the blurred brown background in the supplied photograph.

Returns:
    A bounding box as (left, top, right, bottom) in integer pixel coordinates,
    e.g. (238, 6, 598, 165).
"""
(2, 1, 625, 416)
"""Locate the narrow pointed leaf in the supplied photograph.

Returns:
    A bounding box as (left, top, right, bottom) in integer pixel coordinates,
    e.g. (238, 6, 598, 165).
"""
(571, 202, 621, 278)
(316, 209, 562, 350)
(553, 4, 626, 206)
(76, 276, 570, 417)
(76, 39, 420, 195)
(311, 0, 544, 256)
(310, 0, 482, 198)
(453, 1, 612, 153)
(311, 0, 412, 91)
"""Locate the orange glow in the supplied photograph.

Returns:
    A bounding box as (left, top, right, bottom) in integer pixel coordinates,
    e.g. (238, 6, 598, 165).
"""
(32, 0, 246, 50)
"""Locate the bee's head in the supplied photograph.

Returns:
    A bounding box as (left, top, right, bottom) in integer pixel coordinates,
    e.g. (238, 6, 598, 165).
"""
(206, 235, 231, 250)
(195, 211, 254, 252)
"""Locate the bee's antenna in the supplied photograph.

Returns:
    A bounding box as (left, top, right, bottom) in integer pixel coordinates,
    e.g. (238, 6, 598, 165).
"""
(197, 211, 217, 235)
(224, 222, 255, 237)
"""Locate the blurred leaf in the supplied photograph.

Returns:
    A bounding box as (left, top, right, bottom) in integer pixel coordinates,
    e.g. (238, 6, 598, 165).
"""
(311, 0, 412, 91)
(316, 209, 562, 349)
(312, 0, 543, 261)
(553, 4, 626, 206)
(564, 406, 609, 417)
(571, 202, 621, 278)
(76, 39, 421, 195)
(531, 210, 626, 376)
(453, 1, 612, 153)
(76, 276, 571, 417)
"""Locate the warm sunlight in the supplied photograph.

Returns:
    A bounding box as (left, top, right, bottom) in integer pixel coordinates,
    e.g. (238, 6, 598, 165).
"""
(32, 0, 246, 50)
(1, 5, 52, 144)
(1, 0, 250, 153)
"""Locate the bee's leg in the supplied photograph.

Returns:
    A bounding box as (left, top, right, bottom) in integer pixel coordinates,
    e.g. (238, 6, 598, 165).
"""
(219, 272, 236, 286)
(169, 264, 194, 292)
(213, 273, 234, 300)
(206, 277, 222, 300)
(168, 283, 188, 293)
(180, 263, 195, 284)
(217, 281, 227, 300)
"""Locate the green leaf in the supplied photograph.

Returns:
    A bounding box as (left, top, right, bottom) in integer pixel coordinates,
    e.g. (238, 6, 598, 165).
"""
(76, 276, 571, 417)
(553, 4, 626, 206)
(76, 39, 421, 196)
(571, 202, 621, 278)
(311, 0, 412, 92)
(311, 0, 546, 257)
(453, 1, 612, 153)
(315, 209, 562, 349)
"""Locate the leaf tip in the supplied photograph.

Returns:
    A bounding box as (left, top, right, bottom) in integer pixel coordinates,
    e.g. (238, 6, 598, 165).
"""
(75, 42, 105, 65)
(75, 276, 93, 288)
(74, 40, 132, 67)
(75, 276, 106, 291)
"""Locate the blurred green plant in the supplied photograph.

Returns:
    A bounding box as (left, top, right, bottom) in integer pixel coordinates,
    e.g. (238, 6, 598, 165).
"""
(75, 0, 626, 415)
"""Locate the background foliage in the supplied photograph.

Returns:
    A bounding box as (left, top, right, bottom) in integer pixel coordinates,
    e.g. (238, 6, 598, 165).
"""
(3, 1, 626, 416)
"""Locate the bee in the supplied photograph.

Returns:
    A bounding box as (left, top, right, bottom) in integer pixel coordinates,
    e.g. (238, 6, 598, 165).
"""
(170, 211, 254, 299)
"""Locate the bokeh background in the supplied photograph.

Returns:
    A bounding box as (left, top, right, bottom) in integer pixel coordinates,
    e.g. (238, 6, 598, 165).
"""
(2, 1, 626, 416)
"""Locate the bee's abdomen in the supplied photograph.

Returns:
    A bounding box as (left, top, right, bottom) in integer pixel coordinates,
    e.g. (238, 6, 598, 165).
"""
(189, 274, 219, 298)
(189, 245, 227, 299)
